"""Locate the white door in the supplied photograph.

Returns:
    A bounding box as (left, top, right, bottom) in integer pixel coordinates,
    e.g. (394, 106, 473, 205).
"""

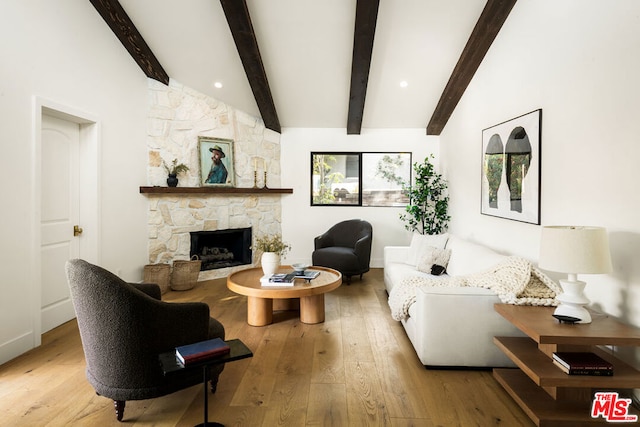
(40, 114, 80, 333)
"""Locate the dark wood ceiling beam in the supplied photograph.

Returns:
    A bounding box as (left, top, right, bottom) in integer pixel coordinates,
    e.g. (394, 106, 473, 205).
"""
(347, 0, 380, 135)
(426, 0, 517, 135)
(220, 0, 281, 133)
(89, 0, 169, 85)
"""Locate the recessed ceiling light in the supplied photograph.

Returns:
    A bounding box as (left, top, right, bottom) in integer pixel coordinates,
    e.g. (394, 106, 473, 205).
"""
(214, 82, 223, 89)
(400, 81, 408, 88)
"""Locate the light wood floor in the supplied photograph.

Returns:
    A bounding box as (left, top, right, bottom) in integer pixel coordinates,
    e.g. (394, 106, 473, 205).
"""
(0, 268, 533, 426)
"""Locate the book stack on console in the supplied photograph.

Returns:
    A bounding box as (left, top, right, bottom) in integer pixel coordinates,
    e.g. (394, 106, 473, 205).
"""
(175, 337, 230, 366)
(552, 352, 614, 376)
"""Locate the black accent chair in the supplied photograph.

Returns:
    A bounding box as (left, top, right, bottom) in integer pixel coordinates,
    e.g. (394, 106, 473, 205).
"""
(312, 219, 373, 284)
(65, 259, 225, 421)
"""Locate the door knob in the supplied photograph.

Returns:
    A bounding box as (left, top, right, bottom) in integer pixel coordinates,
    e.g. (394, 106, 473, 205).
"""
(74, 225, 83, 236)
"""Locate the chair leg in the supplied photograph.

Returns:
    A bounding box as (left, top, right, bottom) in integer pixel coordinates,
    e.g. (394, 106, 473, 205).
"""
(114, 400, 125, 421)
(209, 379, 218, 394)
(346, 275, 352, 285)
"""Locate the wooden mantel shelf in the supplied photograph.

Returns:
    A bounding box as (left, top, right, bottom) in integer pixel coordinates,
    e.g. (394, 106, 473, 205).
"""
(139, 186, 293, 195)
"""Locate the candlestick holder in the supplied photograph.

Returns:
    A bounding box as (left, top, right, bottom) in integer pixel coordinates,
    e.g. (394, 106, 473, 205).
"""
(253, 171, 258, 188)
(262, 171, 268, 189)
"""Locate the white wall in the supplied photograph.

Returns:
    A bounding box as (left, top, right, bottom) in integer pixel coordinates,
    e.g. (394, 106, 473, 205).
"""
(440, 0, 640, 328)
(0, 1, 149, 363)
(280, 128, 439, 268)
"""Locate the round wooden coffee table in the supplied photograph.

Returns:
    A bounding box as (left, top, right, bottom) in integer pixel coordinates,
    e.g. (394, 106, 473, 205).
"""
(227, 266, 342, 326)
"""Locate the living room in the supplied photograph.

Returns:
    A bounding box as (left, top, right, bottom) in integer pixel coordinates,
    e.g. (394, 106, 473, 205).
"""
(2, 0, 640, 423)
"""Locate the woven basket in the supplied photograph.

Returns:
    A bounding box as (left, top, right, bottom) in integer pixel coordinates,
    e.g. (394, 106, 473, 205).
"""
(143, 263, 171, 294)
(170, 256, 201, 291)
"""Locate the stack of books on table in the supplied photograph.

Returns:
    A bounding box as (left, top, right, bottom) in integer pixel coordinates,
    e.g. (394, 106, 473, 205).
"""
(260, 273, 297, 286)
(552, 351, 614, 376)
(295, 270, 320, 281)
(175, 337, 230, 366)
(260, 271, 321, 286)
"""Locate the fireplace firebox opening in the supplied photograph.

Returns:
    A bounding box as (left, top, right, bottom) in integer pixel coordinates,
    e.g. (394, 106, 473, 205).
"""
(190, 228, 252, 271)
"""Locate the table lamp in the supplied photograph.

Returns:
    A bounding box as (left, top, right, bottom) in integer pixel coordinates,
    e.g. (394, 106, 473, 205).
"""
(538, 226, 612, 324)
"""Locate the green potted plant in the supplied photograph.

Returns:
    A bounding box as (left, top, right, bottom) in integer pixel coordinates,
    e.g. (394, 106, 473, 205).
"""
(163, 159, 190, 187)
(399, 155, 450, 235)
(254, 234, 291, 275)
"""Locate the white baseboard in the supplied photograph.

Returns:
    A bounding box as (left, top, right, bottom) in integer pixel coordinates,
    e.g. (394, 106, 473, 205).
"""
(0, 331, 35, 365)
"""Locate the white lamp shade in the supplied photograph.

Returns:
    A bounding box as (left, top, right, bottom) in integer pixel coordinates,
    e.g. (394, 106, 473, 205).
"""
(539, 226, 612, 274)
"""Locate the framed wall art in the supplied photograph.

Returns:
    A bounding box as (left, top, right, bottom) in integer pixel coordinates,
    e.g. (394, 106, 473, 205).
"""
(481, 109, 541, 224)
(198, 136, 235, 187)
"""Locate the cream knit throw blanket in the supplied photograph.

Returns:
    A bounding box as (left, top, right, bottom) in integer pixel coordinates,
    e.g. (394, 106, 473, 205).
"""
(388, 256, 562, 321)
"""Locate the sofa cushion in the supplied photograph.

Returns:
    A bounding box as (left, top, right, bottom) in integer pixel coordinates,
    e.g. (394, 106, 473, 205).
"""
(384, 261, 434, 292)
(407, 233, 449, 267)
(416, 247, 452, 274)
(445, 236, 507, 276)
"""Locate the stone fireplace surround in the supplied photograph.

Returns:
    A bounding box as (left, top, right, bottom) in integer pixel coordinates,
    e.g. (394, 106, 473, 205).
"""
(146, 79, 284, 281)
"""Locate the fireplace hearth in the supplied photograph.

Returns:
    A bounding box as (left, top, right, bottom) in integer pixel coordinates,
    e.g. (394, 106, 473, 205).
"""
(190, 228, 252, 271)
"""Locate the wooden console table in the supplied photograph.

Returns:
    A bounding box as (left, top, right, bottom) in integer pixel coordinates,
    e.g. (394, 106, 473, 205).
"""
(493, 304, 640, 426)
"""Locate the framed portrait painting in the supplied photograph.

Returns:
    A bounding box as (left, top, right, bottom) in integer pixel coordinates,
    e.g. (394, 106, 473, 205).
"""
(481, 109, 541, 224)
(198, 136, 235, 187)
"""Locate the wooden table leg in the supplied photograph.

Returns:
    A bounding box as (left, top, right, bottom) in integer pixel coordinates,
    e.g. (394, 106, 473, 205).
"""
(300, 294, 325, 324)
(247, 296, 273, 326)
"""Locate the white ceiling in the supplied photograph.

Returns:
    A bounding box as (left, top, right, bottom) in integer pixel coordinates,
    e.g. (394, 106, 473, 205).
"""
(119, 0, 487, 130)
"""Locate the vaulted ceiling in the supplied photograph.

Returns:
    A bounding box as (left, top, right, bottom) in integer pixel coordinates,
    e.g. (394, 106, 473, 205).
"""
(90, 0, 517, 135)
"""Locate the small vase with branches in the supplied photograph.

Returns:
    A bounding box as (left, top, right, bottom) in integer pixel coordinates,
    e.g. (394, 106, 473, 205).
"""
(163, 159, 189, 187)
(254, 234, 291, 275)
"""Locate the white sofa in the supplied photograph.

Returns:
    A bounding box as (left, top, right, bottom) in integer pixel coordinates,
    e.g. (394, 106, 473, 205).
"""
(384, 233, 525, 368)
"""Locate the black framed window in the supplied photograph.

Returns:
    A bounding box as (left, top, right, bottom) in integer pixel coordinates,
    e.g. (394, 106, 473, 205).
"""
(311, 152, 361, 206)
(311, 152, 411, 207)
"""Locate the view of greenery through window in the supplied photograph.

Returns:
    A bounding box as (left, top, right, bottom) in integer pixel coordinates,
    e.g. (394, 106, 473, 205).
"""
(311, 152, 411, 207)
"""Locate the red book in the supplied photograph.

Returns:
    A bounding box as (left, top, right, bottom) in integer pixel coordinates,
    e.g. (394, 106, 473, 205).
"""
(175, 338, 230, 365)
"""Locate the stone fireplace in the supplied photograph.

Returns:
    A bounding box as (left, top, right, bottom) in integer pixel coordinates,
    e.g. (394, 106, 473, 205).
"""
(145, 79, 283, 281)
(191, 228, 252, 271)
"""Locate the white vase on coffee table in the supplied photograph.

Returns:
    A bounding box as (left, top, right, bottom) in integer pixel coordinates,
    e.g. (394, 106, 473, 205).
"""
(261, 252, 280, 275)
